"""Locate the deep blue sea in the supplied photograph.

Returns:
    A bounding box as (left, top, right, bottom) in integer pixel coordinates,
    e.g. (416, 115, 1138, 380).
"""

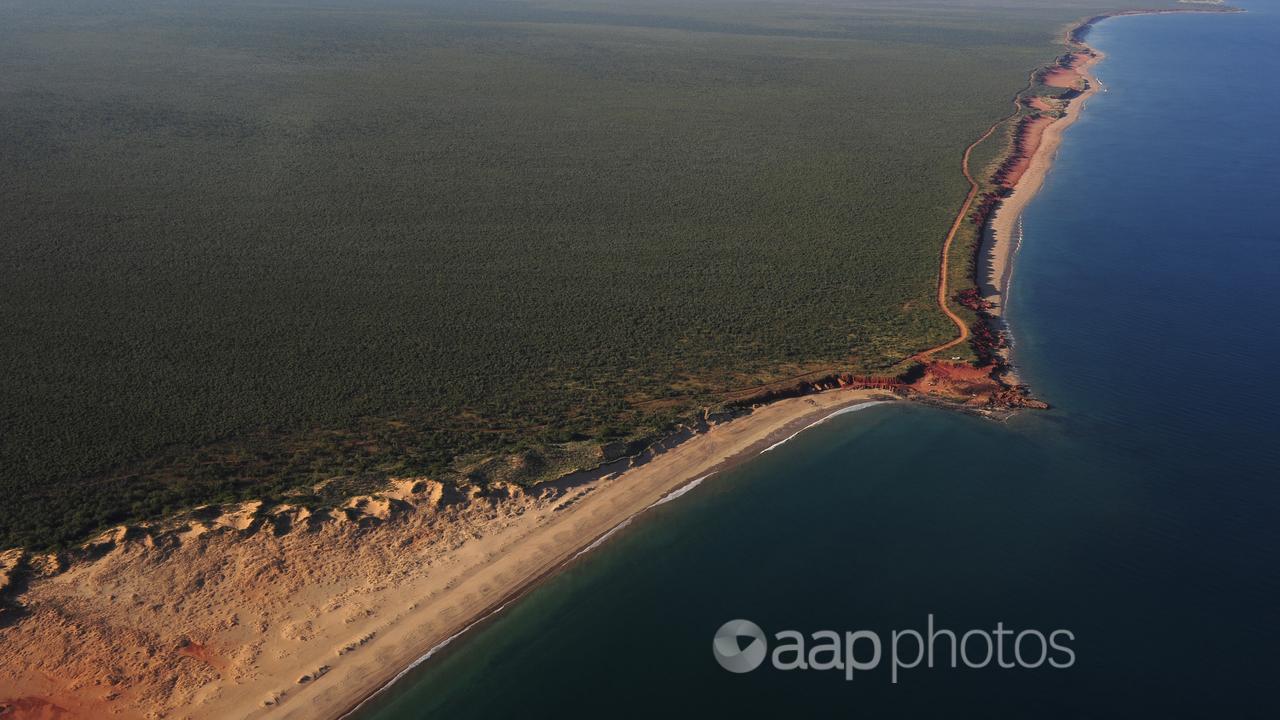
(359, 5, 1280, 717)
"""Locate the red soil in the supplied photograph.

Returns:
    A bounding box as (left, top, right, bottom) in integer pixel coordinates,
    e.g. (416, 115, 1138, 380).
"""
(1040, 66, 1082, 88)
(178, 641, 227, 672)
(907, 362, 1045, 410)
(0, 698, 77, 720)
(989, 114, 1053, 191)
(1040, 51, 1086, 89)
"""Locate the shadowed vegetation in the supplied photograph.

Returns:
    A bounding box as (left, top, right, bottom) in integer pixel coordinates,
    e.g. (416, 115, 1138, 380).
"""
(0, 0, 1165, 548)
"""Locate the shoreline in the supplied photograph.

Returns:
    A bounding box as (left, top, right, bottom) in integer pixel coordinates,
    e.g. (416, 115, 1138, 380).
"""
(264, 9, 1244, 714)
(979, 48, 1105, 321)
(337, 394, 895, 720)
(319, 390, 895, 720)
(0, 8, 1245, 720)
(0, 387, 895, 720)
(974, 5, 1242, 378)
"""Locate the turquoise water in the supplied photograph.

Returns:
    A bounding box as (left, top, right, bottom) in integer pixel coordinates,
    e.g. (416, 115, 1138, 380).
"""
(359, 5, 1280, 718)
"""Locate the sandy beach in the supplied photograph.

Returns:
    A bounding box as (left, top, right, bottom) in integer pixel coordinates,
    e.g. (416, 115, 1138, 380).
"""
(979, 49, 1104, 319)
(0, 387, 892, 720)
(977, 4, 1240, 320)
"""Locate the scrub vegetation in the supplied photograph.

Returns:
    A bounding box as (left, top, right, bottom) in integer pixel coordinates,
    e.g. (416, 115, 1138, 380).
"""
(0, 0, 1162, 549)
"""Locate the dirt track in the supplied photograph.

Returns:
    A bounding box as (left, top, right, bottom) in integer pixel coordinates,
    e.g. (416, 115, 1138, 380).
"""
(913, 71, 1036, 362)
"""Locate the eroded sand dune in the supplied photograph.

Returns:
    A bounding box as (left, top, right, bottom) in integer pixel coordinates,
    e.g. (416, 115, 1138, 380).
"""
(0, 389, 889, 720)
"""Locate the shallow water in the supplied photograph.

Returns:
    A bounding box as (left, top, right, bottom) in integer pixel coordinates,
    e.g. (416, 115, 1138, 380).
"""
(359, 4, 1280, 717)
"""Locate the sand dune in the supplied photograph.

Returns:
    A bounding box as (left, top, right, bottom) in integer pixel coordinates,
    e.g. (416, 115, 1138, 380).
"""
(0, 388, 891, 720)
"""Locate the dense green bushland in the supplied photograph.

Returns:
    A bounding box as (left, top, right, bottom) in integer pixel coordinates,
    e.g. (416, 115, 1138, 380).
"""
(0, 0, 1165, 548)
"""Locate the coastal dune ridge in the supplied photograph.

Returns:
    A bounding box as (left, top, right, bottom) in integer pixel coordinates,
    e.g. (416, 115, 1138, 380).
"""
(0, 388, 893, 720)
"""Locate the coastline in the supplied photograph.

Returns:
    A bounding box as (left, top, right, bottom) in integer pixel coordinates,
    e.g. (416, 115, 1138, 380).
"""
(973, 5, 1242, 378)
(320, 390, 894, 720)
(0, 388, 893, 720)
(979, 49, 1104, 321)
(266, 8, 1246, 715)
(0, 8, 1248, 720)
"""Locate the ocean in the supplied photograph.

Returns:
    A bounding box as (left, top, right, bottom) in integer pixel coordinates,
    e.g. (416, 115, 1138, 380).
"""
(358, 4, 1280, 717)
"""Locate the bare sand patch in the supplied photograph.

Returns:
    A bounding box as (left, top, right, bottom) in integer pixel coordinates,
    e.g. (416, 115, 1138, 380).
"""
(1041, 66, 1084, 89)
(0, 388, 892, 720)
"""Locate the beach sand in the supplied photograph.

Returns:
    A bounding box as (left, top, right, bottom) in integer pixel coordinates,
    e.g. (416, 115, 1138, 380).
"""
(979, 50, 1104, 319)
(0, 388, 891, 720)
